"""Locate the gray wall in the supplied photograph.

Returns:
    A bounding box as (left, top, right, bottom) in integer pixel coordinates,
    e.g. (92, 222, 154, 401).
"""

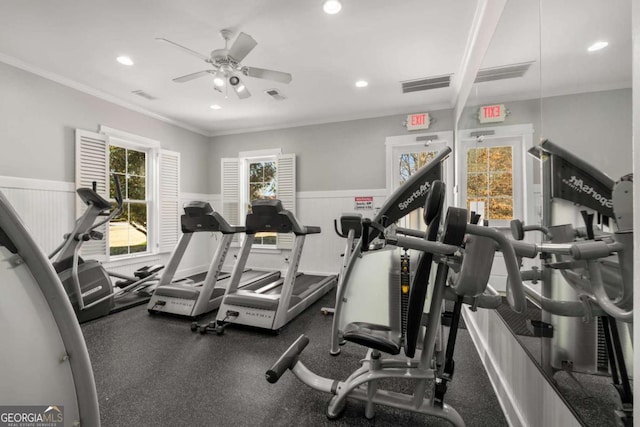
(460, 89, 632, 180)
(539, 89, 632, 178)
(0, 62, 211, 193)
(209, 110, 455, 193)
(210, 89, 631, 194)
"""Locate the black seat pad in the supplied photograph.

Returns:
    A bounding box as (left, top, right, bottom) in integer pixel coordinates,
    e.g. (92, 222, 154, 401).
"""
(343, 322, 401, 355)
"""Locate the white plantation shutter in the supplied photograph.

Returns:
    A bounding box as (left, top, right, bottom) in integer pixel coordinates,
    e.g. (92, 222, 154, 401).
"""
(276, 153, 296, 250)
(75, 129, 109, 260)
(159, 150, 180, 253)
(222, 158, 240, 243)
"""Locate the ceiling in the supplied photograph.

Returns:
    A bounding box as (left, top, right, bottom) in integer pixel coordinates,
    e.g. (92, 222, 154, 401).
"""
(0, 1, 632, 136)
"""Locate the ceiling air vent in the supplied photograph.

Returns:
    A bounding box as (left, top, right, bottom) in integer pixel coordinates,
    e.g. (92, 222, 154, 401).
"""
(475, 61, 534, 83)
(131, 90, 157, 100)
(265, 88, 286, 100)
(401, 75, 451, 94)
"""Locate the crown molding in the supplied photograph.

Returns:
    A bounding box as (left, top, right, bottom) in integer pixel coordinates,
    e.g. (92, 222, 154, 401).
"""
(0, 51, 210, 137)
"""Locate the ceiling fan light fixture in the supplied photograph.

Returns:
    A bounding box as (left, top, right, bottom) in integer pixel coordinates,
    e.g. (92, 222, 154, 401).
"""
(355, 80, 368, 88)
(229, 75, 241, 86)
(587, 41, 608, 52)
(210, 104, 222, 110)
(213, 70, 226, 87)
(116, 56, 134, 66)
(323, 0, 342, 14)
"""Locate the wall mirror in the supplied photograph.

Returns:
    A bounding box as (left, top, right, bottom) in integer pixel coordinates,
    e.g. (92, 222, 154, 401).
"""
(454, 1, 632, 425)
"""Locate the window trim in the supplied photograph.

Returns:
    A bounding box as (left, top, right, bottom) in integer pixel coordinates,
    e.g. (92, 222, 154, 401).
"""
(385, 131, 454, 205)
(101, 127, 161, 261)
(239, 148, 282, 250)
(456, 124, 534, 227)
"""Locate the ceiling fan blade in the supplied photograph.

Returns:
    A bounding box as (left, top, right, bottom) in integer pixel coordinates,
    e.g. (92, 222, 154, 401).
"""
(227, 32, 257, 62)
(156, 37, 210, 62)
(241, 66, 292, 84)
(230, 76, 251, 99)
(172, 70, 213, 83)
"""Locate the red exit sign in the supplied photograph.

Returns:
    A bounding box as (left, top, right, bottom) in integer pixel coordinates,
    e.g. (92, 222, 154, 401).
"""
(478, 104, 507, 123)
(405, 113, 430, 131)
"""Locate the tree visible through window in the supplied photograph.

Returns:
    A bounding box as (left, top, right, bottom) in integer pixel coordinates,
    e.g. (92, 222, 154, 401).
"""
(399, 151, 438, 185)
(248, 160, 277, 245)
(398, 150, 438, 230)
(109, 146, 148, 256)
(466, 146, 513, 220)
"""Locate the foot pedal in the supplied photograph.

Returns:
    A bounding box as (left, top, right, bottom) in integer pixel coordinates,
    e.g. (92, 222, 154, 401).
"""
(441, 311, 454, 327)
(527, 319, 553, 338)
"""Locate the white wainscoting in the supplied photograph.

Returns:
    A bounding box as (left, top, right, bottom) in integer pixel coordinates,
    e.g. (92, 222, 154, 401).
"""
(0, 177, 216, 280)
(217, 189, 388, 276)
(295, 189, 386, 274)
(0, 176, 76, 255)
(0, 177, 387, 278)
(463, 307, 581, 427)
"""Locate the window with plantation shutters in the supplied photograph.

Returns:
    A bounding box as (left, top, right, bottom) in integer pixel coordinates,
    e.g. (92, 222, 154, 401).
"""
(221, 151, 296, 250)
(158, 150, 180, 253)
(75, 127, 180, 259)
(75, 129, 109, 260)
(275, 153, 296, 250)
(221, 158, 240, 243)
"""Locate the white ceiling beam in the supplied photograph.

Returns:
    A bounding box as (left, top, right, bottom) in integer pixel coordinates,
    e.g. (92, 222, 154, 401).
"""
(451, 0, 508, 127)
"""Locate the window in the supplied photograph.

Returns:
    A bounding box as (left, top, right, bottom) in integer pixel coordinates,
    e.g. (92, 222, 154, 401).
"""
(109, 145, 149, 256)
(75, 128, 180, 261)
(458, 128, 527, 227)
(465, 145, 514, 221)
(221, 150, 296, 250)
(247, 158, 277, 246)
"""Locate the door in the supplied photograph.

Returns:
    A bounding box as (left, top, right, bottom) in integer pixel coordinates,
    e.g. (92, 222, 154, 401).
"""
(386, 131, 453, 230)
(457, 125, 533, 291)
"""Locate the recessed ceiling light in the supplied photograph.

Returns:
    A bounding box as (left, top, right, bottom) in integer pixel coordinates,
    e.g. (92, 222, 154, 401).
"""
(355, 80, 368, 88)
(323, 0, 342, 14)
(210, 104, 222, 110)
(587, 41, 608, 52)
(116, 56, 134, 66)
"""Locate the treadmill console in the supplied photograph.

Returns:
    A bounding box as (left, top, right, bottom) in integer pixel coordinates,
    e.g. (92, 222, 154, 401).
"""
(246, 199, 319, 235)
(181, 201, 244, 234)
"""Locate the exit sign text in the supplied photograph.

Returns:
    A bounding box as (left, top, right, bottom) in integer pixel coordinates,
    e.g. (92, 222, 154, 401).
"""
(405, 113, 430, 131)
(478, 104, 507, 123)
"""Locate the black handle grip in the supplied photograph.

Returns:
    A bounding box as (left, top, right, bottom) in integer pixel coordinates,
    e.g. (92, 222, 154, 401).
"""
(361, 219, 372, 252)
(265, 335, 309, 384)
(581, 210, 595, 240)
(510, 219, 525, 240)
(334, 219, 345, 238)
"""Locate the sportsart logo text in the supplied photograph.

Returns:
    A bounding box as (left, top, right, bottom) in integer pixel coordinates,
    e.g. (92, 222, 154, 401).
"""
(564, 175, 613, 208)
(398, 182, 431, 211)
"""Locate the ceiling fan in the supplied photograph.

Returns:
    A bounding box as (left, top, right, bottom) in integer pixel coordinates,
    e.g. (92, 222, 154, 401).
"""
(157, 29, 292, 99)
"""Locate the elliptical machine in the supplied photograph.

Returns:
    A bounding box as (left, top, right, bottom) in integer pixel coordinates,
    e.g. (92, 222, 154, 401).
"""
(320, 213, 362, 318)
(50, 176, 163, 323)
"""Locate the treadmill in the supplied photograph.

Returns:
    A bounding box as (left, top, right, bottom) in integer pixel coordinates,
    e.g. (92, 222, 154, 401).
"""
(147, 201, 280, 317)
(214, 199, 337, 333)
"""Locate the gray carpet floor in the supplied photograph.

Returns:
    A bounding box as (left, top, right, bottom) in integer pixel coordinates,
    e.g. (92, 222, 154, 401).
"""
(81, 291, 507, 427)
